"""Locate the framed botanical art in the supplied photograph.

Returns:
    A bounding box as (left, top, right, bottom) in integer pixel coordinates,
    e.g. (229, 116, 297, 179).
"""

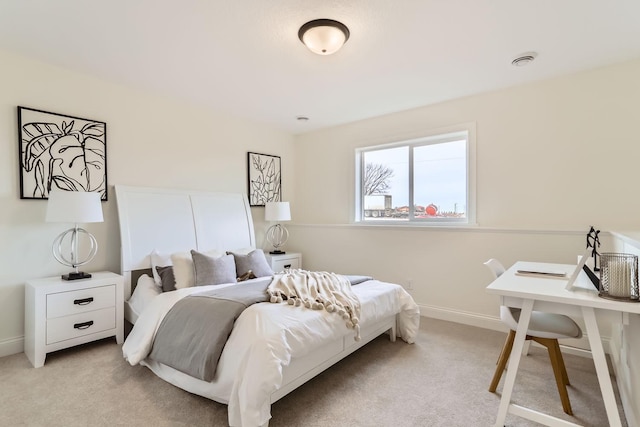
(247, 152, 281, 206)
(18, 106, 108, 200)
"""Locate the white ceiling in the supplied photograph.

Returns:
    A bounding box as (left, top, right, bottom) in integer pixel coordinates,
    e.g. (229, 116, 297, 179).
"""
(1, 1, 640, 135)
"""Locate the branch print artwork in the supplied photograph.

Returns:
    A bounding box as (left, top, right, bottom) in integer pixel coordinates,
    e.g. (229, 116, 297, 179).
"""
(247, 152, 281, 206)
(18, 107, 107, 200)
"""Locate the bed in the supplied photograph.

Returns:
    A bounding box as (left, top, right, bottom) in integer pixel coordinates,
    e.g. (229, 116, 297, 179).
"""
(115, 185, 420, 427)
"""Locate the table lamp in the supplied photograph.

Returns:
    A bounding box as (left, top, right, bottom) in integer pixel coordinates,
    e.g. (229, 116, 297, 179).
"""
(265, 201, 290, 254)
(46, 190, 104, 280)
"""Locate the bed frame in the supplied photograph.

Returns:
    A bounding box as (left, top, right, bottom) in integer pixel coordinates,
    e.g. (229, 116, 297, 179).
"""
(115, 185, 396, 426)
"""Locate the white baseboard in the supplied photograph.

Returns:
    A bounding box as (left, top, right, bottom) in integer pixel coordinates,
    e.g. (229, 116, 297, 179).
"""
(0, 336, 24, 358)
(418, 303, 608, 358)
(419, 303, 505, 332)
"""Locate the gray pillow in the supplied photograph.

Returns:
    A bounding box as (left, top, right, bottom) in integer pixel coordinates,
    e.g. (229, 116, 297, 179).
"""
(190, 250, 237, 286)
(228, 249, 274, 278)
(155, 265, 176, 292)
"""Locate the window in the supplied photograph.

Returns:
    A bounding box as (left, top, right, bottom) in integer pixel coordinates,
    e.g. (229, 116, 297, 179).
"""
(355, 124, 475, 225)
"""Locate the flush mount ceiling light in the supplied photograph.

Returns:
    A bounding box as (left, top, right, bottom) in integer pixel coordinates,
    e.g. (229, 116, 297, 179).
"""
(511, 52, 538, 67)
(298, 19, 350, 55)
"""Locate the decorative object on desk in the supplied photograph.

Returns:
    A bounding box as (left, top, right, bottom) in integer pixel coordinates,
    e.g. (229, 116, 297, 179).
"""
(265, 201, 290, 254)
(18, 106, 107, 200)
(565, 247, 592, 291)
(599, 253, 639, 302)
(582, 264, 601, 290)
(46, 190, 104, 280)
(247, 152, 281, 206)
(586, 226, 601, 271)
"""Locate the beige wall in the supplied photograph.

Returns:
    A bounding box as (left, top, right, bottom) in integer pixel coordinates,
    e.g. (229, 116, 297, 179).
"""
(0, 49, 294, 355)
(289, 59, 640, 426)
(292, 59, 640, 229)
(290, 59, 640, 303)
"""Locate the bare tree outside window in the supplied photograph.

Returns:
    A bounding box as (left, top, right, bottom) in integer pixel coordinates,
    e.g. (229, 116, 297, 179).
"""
(364, 163, 394, 195)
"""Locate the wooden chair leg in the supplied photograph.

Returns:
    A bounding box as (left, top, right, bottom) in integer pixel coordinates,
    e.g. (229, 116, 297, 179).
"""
(536, 337, 573, 415)
(494, 330, 511, 365)
(489, 330, 516, 392)
(554, 340, 570, 386)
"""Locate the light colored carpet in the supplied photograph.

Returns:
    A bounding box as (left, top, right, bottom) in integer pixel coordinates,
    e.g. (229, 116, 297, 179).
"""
(0, 318, 627, 427)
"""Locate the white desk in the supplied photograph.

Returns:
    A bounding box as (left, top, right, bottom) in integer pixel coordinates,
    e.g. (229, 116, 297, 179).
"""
(486, 261, 640, 427)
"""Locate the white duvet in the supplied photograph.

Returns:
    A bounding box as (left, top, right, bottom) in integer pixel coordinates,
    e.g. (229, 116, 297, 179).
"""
(122, 278, 420, 427)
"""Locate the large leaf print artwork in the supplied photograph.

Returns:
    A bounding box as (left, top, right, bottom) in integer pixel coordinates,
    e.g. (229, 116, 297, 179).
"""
(18, 107, 107, 200)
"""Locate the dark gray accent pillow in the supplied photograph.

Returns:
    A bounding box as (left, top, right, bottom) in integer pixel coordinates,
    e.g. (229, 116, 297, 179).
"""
(344, 275, 373, 286)
(228, 249, 274, 278)
(191, 250, 237, 286)
(155, 266, 177, 292)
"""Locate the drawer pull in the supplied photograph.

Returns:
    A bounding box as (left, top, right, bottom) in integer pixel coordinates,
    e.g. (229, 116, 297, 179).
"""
(284, 264, 292, 269)
(74, 321, 94, 330)
(74, 297, 94, 306)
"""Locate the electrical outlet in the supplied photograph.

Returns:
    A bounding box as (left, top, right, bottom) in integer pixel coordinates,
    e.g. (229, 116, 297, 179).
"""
(405, 279, 413, 290)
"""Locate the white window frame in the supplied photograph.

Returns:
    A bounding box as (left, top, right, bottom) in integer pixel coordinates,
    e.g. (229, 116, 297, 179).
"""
(354, 123, 476, 226)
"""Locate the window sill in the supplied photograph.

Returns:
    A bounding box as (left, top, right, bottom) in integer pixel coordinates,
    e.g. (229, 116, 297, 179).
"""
(352, 220, 478, 229)
(287, 222, 589, 235)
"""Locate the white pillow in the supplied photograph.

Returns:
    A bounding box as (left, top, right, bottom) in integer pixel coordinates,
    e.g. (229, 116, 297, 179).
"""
(150, 249, 172, 288)
(229, 247, 256, 255)
(128, 274, 162, 316)
(171, 251, 194, 289)
(172, 249, 226, 289)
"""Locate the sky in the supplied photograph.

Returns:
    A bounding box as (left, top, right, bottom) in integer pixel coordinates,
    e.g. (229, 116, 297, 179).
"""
(363, 139, 466, 213)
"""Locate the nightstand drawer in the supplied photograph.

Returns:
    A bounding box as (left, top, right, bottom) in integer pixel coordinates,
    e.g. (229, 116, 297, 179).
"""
(272, 257, 301, 272)
(46, 307, 116, 344)
(47, 285, 116, 319)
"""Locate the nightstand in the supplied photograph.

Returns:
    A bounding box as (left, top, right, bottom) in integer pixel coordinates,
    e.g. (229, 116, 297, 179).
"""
(265, 252, 302, 272)
(24, 271, 124, 368)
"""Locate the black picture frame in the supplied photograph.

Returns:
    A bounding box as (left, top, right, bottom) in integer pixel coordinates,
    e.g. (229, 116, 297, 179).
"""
(18, 106, 108, 200)
(247, 152, 281, 206)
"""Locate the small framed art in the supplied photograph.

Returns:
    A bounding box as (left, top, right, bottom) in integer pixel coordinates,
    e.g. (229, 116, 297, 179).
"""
(18, 106, 107, 200)
(247, 152, 281, 206)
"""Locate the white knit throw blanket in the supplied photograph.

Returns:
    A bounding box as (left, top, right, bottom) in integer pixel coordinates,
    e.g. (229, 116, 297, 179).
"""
(267, 269, 362, 341)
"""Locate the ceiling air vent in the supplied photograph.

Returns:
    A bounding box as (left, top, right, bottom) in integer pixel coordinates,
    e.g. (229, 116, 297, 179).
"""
(511, 52, 537, 67)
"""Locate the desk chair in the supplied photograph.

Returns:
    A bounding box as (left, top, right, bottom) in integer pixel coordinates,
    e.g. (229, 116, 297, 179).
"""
(484, 258, 583, 415)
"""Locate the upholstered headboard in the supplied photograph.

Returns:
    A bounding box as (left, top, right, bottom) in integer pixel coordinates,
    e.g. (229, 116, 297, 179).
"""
(115, 185, 255, 299)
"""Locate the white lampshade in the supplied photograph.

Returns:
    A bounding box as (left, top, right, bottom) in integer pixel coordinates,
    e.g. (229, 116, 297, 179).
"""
(46, 190, 104, 224)
(298, 19, 350, 55)
(265, 202, 291, 222)
(46, 190, 103, 280)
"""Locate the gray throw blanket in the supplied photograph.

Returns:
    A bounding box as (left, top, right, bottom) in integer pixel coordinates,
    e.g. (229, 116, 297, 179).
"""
(148, 274, 372, 382)
(149, 277, 271, 381)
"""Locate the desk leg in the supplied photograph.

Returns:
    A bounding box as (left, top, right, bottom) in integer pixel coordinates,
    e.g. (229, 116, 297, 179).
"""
(582, 307, 622, 427)
(494, 299, 534, 427)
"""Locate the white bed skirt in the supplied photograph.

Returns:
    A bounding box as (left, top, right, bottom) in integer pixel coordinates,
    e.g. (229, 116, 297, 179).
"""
(123, 279, 420, 427)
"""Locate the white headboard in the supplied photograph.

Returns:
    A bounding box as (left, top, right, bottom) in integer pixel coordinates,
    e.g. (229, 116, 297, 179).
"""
(115, 185, 255, 298)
